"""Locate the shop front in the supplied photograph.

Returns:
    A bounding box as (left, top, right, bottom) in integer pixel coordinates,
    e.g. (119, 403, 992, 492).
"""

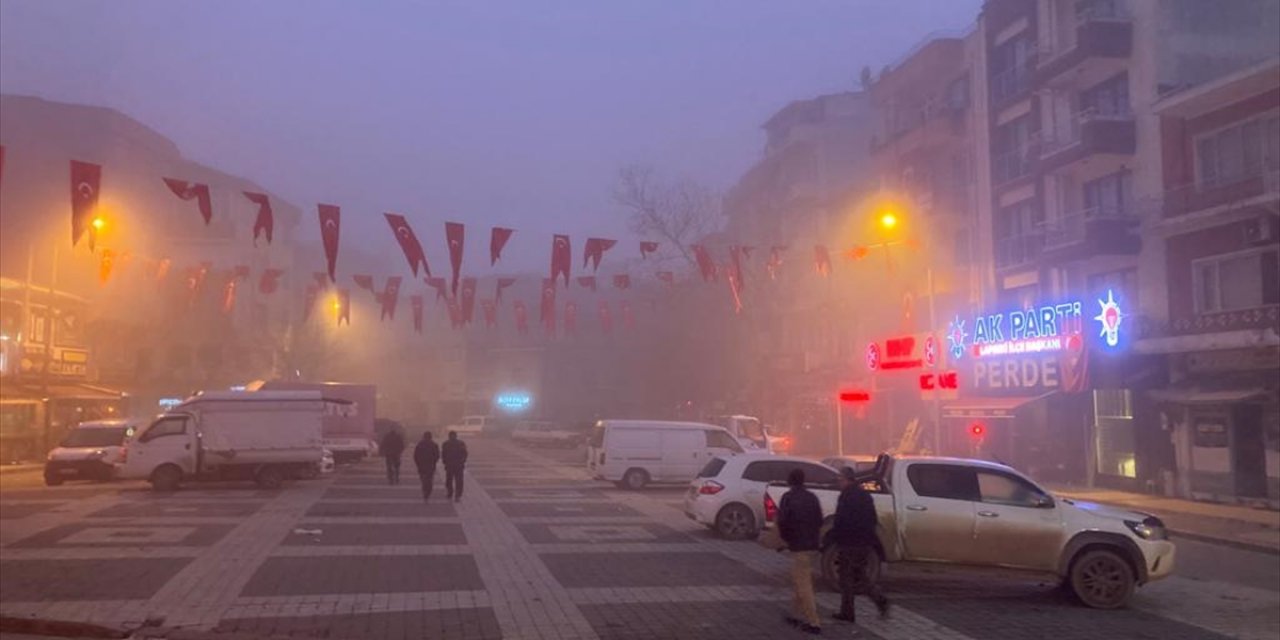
(0, 383, 128, 463)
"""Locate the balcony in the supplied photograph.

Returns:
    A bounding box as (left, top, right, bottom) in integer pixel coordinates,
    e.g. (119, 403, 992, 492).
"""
(1039, 204, 1141, 261)
(1039, 108, 1136, 172)
(992, 146, 1036, 187)
(1037, 5, 1133, 85)
(995, 232, 1045, 271)
(991, 63, 1034, 106)
(1162, 169, 1280, 219)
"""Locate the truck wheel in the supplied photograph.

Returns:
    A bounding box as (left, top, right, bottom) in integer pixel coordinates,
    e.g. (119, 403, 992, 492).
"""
(621, 468, 649, 490)
(256, 466, 285, 490)
(820, 546, 882, 593)
(715, 504, 756, 540)
(1070, 548, 1135, 609)
(150, 465, 182, 492)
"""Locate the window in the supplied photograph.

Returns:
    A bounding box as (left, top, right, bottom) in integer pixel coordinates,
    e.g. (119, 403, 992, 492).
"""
(1079, 73, 1129, 116)
(743, 461, 784, 483)
(977, 471, 1050, 508)
(1082, 171, 1133, 216)
(1193, 248, 1280, 313)
(697, 458, 727, 478)
(1094, 389, 1136, 478)
(140, 417, 187, 442)
(906, 464, 979, 501)
(1197, 112, 1280, 187)
(800, 463, 839, 486)
(706, 430, 743, 452)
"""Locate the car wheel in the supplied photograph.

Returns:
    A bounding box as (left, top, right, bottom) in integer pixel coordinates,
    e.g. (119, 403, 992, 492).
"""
(622, 468, 649, 490)
(1070, 548, 1135, 609)
(820, 545, 882, 593)
(44, 474, 64, 487)
(256, 466, 285, 490)
(150, 465, 182, 492)
(715, 503, 757, 540)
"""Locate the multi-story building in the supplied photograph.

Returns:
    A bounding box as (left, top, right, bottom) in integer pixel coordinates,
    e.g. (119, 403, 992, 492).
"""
(1142, 56, 1279, 506)
(956, 0, 1279, 489)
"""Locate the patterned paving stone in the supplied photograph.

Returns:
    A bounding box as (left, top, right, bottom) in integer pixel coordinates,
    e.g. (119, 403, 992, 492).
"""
(0, 502, 61, 520)
(579, 600, 845, 640)
(281, 522, 466, 546)
(901, 596, 1232, 640)
(216, 607, 503, 640)
(9, 522, 234, 548)
(0, 558, 192, 601)
(540, 551, 769, 588)
(305, 501, 456, 518)
(517, 521, 693, 544)
(239, 555, 484, 596)
(483, 488, 608, 500)
(323, 486, 426, 500)
(86, 501, 264, 519)
(497, 501, 641, 518)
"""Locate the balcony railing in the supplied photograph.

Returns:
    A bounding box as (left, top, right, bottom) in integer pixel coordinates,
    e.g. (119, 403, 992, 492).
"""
(991, 63, 1033, 104)
(995, 232, 1045, 270)
(1043, 203, 1137, 248)
(992, 146, 1035, 185)
(1162, 168, 1280, 217)
(1039, 107, 1134, 157)
(1040, 2, 1132, 60)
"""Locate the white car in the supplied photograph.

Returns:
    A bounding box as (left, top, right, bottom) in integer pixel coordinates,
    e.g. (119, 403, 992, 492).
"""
(445, 415, 489, 436)
(44, 419, 140, 485)
(512, 421, 582, 448)
(684, 453, 839, 539)
(588, 420, 745, 490)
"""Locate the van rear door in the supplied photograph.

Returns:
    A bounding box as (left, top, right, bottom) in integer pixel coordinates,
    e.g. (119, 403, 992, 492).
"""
(659, 429, 704, 481)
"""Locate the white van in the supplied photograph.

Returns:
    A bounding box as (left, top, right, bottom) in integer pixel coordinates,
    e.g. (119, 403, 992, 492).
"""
(708, 415, 779, 452)
(587, 420, 744, 489)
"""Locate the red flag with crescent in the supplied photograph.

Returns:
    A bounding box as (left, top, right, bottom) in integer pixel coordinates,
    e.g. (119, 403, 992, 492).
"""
(540, 278, 557, 335)
(461, 277, 477, 324)
(598, 300, 613, 334)
(564, 301, 578, 336)
(496, 277, 517, 303)
(445, 221, 464, 296)
(259, 268, 284, 294)
(385, 213, 430, 277)
(318, 204, 341, 283)
(577, 276, 597, 291)
(163, 178, 213, 226)
(640, 241, 659, 259)
(730, 246, 745, 293)
(514, 300, 529, 335)
(490, 227, 514, 266)
(446, 296, 463, 330)
(692, 245, 717, 282)
(244, 192, 274, 245)
(99, 250, 115, 285)
(70, 160, 101, 249)
(411, 294, 424, 333)
(380, 276, 402, 321)
(337, 288, 351, 326)
(583, 238, 617, 272)
(352, 274, 376, 293)
(482, 299, 497, 328)
(550, 234, 572, 287)
(612, 274, 631, 290)
(426, 277, 449, 301)
(621, 300, 635, 330)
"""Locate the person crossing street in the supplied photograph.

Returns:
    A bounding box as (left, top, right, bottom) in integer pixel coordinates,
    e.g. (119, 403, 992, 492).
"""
(380, 426, 406, 486)
(413, 431, 440, 502)
(441, 430, 468, 502)
(778, 468, 824, 635)
(825, 466, 891, 631)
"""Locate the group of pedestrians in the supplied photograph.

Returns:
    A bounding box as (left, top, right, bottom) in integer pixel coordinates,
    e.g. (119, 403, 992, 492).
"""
(776, 466, 890, 637)
(379, 428, 468, 503)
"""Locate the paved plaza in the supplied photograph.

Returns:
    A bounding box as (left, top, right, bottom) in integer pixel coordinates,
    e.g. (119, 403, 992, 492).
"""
(1, 439, 1277, 639)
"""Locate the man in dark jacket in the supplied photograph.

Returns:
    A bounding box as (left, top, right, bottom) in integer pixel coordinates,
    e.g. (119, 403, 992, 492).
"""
(441, 431, 468, 502)
(824, 466, 890, 625)
(777, 468, 823, 635)
(413, 432, 441, 502)
(380, 427, 406, 486)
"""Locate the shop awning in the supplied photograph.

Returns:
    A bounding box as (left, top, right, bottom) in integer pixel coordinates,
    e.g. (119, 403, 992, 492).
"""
(942, 393, 1053, 420)
(0, 383, 125, 402)
(1148, 388, 1269, 404)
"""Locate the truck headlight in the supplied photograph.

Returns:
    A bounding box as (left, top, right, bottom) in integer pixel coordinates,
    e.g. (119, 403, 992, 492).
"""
(1124, 517, 1167, 541)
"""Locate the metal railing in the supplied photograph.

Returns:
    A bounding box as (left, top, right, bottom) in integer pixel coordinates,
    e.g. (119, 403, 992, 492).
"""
(1042, 203, 1137, 247)
(1040, 1, 1132, 59)
(992, 146, 1035, 184)
(991, 63, 1033, 103)
(1038, 106, 1134, 157)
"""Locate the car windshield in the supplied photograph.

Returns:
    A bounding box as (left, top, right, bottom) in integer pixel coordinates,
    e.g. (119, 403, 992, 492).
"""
(61, 427, 128, 448)
(738, 418, 766, 444)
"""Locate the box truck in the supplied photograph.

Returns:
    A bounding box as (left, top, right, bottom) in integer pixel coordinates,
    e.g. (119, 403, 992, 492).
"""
(247, 380, 376, 463)
(119, 391, 327, 491)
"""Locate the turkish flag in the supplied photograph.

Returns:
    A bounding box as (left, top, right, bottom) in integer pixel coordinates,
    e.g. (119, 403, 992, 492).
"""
(380, 276, 402, 321)
(318, 204, 341, 283)
(693, 245, 717, 282)
(461, 277, 477, 324)
(564, 301, 578, 336)
(612, 274, 631, 290)
(99, 250, 115, 285)
(163, 178, 213, 225)
(514, 301, 529, 335)
(446, 296, 463, 330)
(385, 213, 430, 277)
(598, 300, 613, 334)
(482, 299, 497, 328)
(730, 246, 745, 292)
(70, 160, 101, 249)
(410, 295, 424, 333)
(337, 288, 351, 326)
(657, 271, 674, 286)
(352, 274, 376, 292)
(304, 285, 319, 322)
(445, 221, 464, 296)
(426, 277, 449, 300)
(496, 277, 517, 303)
(621, 300, 635, 330)
(583, 238, 617, 272)
(540, 277, 556, 335)
(186, 262, 211, 308)
(222, 278, 239, 315)
(259, 268, 284, 294)
(244, 192, 274, 245)
(767, 245, 787, 280)
(727, 266, 743, 314)
(550, 235, 572, 287)
(313, 272, 329, 290)
(814, 245, 832, 277)
(640, 241, 659, 259)
(577, 276, 597, 291)
(490, 227, 514, 266)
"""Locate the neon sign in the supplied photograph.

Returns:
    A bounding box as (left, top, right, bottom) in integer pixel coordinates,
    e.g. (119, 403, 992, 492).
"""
(947, 317, 967, 360)
(1094, 290, 1123, 348)
(964, 301, 1083, 358)
(919, 372, 959, 391)
(494, 392, 532, 412)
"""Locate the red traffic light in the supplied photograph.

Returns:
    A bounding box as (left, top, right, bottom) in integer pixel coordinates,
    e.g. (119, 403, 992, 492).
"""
(969, 422, 986, 438)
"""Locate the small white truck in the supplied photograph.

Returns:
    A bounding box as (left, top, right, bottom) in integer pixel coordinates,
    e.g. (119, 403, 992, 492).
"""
(118, 391, 327, 491)
(763, 454, 1176, 609)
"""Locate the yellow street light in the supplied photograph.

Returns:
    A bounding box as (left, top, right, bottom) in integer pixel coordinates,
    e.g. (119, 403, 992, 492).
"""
(91, 215, 107, 231)
(879, 212, 898, 230)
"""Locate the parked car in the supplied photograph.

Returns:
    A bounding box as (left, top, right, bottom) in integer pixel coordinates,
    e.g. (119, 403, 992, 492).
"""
(819, 454, 878, 475)
(512, 421, 583, 447)
(44, 419, 140, 485)
(685, 453, 839, 539)
(762, 455, 1176, 609)
(707, 414, 785, 453)
(445, 415, 489, 436)
(587, 420, 744, 490)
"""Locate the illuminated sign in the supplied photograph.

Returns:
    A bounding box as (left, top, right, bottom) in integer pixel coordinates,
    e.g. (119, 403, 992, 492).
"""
(923, 335, 938, 368)
(158, 397, 182, 410)
(494, 392, 533, 412)
(947, 317, 967, 360)
(919, 371, 958, 391)
(1094, 289, 1123, 348)
(865, 343, 880, 371)
(950, 301, 1087, 358)
(838, 390, 872, 403)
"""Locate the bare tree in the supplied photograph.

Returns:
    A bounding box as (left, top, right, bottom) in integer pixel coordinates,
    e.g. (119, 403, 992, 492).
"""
(613, 164, 723, 266)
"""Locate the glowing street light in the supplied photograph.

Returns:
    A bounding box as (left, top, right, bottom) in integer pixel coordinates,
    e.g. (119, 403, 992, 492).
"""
(91, 215, 107, 231)
(879, 211, 898, 230)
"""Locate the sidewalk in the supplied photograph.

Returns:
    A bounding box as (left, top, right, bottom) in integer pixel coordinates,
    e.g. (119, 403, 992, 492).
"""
(0, 464, 41, 475)
(1050, 484, 1280, 555)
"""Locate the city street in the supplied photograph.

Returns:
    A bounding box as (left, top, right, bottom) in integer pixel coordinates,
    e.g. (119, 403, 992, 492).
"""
(1, 438, 1277, 640)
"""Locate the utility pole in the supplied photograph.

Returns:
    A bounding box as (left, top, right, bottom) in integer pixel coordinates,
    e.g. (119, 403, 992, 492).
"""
(41, 244, 59, 453)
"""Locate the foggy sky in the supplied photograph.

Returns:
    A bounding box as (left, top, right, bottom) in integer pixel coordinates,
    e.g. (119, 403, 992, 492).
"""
(0, 0, 979, 271)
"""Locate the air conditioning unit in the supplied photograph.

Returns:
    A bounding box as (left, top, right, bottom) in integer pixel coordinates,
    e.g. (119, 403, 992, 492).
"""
(1242, 216, 1276, 245)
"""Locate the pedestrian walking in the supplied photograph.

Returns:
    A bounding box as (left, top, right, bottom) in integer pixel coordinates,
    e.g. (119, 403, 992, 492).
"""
(381, 427, 406, 486)
(778, 468, 824, 635)
(441, 430, 468, 502)
(413, 431, 440, 502)
(824, 466, 890, 629)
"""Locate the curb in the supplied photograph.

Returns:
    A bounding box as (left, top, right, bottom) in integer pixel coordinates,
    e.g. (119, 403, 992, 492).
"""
(1168, 528, 1280, 556)
(0, 464, 42, 475)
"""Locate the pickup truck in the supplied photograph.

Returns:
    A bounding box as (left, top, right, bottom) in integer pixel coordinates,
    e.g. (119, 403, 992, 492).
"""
(763, 455, 1175, 609)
